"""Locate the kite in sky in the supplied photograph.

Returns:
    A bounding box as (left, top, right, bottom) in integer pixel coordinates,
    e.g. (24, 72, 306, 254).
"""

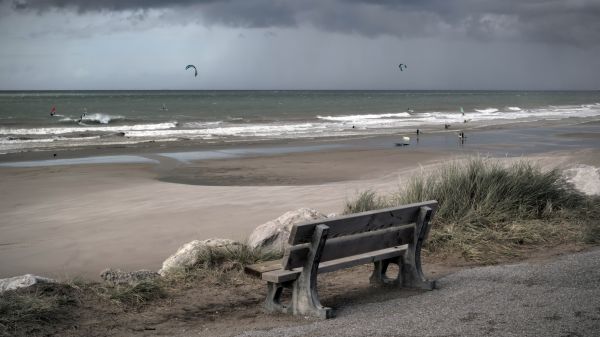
(185, 64, 198, 77)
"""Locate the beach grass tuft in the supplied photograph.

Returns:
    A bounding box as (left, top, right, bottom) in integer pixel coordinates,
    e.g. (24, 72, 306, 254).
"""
(343, 190, 389, 214)
(107, 281, 167, 308)
(343, 157, 597, 263)
(163, 243, 280, 287)
(195, 243, 281, 270)
(0, 284, 77, 337)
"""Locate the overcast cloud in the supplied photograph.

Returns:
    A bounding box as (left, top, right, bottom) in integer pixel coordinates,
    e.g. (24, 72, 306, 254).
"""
(1, 0, 599, 89)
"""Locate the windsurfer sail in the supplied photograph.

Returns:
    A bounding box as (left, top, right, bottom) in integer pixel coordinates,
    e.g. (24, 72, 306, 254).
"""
(50, 106, 56, 116)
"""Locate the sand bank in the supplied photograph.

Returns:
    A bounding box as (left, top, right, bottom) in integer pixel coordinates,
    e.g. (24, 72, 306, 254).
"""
(0, 147, 457, 278)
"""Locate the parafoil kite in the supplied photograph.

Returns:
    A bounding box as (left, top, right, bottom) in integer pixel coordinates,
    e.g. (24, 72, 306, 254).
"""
(398, 64, 407, 71)
(185, 64, 198, 77)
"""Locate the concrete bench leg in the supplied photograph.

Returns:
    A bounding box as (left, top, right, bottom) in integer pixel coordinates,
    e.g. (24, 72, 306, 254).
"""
(370, 257, 402, 285)
(265, 281, 293, 314)
(401, 206, 436, 290)
(291, 224, 334, 319)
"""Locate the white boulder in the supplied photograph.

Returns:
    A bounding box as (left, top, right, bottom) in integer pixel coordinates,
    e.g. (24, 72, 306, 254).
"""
(564, 165, 600, 196)
(158, 238, 241, 276)
(248, 208, 327, 254)
(0, 274, 55, 293)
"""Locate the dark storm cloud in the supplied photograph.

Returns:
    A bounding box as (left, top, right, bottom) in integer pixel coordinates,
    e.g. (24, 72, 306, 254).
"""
(8, 0, 211, 12)
(7, 0, 600, 45)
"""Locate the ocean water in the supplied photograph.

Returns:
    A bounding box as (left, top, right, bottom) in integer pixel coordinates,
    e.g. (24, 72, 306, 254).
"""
(0, 90, 599, 154)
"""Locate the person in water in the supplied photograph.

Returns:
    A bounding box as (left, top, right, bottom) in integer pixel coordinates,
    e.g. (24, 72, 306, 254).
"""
(77, 107, 87, 123)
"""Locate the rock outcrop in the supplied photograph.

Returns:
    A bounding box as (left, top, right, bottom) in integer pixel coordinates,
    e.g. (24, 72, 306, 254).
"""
(0, 274, 55, 293)
(247, 208, 327, 254)
(100, 268, 160, 286)
(158, 238, 241, 276)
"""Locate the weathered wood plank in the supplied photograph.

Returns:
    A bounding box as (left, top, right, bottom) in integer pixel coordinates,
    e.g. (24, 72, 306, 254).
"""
(263, 268, 301, 283)
(288, 201, 438, 245)
(283, 224, 414, 270)
(262, 246, 408, 283)
(244, 259, 283, 278)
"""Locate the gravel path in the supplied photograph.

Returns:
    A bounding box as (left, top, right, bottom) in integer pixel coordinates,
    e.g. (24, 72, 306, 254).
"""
(235, 248, 600, 337)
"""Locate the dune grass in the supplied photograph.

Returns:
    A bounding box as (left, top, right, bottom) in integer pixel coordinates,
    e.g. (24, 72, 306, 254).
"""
(106, 281, 167, 307)
(194, 243, 281, 270)
(344, 157, 599, 263)
(0, 284, 77, 337)
(164, 243, 281, 287)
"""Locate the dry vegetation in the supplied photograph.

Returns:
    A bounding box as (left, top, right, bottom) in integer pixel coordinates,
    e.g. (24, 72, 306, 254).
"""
(0, 245, 278, 337)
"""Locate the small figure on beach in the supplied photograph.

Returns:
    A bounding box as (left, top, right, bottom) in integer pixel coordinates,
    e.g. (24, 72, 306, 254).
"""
(444, 123, 450, 129)
(416, 129, 420, 136)
(458, 131, 466, 145)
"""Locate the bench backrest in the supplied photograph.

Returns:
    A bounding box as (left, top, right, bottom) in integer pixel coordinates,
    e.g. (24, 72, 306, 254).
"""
(282, 200, 438, 270)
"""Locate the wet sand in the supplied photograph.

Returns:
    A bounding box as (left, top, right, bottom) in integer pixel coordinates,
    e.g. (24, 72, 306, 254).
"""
(1, 121, 599, 279)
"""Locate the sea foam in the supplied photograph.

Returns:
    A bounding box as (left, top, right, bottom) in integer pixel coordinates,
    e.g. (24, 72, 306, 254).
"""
(475, 108, 499, 113)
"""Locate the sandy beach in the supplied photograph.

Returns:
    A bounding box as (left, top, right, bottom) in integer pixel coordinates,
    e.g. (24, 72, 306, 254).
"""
(1, 122, 600, 279)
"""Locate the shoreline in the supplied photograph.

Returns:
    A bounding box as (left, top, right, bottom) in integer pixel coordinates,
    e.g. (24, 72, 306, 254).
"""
(1, 117, 599, 165)
(1, 120, 599, 279)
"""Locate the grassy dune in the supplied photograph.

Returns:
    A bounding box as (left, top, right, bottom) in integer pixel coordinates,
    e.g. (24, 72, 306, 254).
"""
(344, 158, 600, 263)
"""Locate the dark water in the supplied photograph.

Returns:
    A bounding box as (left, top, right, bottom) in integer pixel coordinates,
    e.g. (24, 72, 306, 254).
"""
(0, 90, 599, 153)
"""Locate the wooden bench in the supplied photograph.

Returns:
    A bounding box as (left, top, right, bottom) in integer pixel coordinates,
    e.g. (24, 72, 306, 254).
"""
(245, 200, 438, 319)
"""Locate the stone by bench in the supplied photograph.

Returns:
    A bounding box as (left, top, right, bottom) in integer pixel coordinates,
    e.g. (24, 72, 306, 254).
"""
(245, 200, 438, 319)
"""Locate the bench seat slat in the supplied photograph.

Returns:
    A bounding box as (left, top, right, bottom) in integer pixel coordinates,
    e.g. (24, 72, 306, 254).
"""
(289, 201, 437, 245)
(244, 259, 283, 278)
(262, 245, 408, 283)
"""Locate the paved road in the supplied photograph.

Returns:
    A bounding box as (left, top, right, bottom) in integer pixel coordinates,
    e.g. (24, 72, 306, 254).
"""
(236, 249, 600, 337)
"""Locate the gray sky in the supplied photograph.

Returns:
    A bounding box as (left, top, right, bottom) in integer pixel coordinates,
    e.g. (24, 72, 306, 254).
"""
(1, 0, 599, 90)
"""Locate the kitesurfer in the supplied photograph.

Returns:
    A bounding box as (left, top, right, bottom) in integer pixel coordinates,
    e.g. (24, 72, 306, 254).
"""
(78, 107, 87, 124)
